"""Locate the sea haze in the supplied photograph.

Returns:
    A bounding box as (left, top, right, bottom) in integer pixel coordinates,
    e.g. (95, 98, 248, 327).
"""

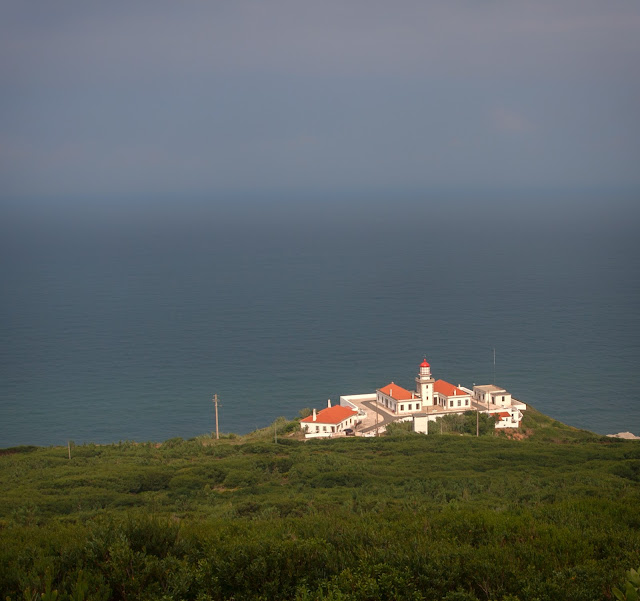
(1, 194, 638, 446)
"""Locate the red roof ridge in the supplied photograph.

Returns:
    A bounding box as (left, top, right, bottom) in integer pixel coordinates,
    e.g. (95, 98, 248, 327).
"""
(300, 405, 358, 425)
(434, 379, 468, 397)
(378, 382, 414, 400)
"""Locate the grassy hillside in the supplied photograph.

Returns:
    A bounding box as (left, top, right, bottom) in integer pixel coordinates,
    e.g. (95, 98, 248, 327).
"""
(1, 409, 639, 601)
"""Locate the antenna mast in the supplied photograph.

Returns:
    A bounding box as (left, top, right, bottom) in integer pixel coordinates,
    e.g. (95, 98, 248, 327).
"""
(493, 348, 496, 385)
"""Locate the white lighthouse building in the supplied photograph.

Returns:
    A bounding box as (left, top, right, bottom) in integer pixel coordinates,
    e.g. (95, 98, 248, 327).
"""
(332, 358, 527, 437)
(415, 358, 435, 407)
(318, 357, 527, 437)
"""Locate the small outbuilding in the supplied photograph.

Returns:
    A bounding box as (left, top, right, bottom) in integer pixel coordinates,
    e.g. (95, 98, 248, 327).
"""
(473, 384, 512, 408)
(412, 412, 431, 434)
(493, 409, 523, 429)
(300, 404, 358, 438)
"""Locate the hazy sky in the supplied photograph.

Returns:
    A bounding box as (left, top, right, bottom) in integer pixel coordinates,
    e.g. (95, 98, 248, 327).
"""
(2, 1, 639, 210)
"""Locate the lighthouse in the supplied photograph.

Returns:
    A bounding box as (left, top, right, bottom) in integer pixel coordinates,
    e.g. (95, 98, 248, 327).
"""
(415, 358, 435, 406)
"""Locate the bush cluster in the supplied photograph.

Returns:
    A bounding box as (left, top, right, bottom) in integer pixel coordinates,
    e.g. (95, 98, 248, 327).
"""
(1, 419, 639, 600)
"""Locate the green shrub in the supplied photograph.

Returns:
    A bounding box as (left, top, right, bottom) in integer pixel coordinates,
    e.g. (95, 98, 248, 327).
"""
(614, 566, 640, 601)
(223, 469, 259, 488)
(125, 468, 172, 493)
(612, 460, 640, 482)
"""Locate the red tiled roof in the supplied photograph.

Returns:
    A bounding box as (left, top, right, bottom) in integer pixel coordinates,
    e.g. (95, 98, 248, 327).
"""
(498, 412, 511, 419)
(434, 379, 468, 397)
(378, 382, 414, 400)
(300, 405, 358, 425)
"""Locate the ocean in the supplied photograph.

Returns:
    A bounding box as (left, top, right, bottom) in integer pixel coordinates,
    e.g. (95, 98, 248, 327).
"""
(1, 195, 639, 446)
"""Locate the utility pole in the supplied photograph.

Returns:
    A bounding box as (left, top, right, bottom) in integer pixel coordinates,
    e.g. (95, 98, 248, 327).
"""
(212, 393, 220, 440)
(375, 395, 379, 437)
(473, 381, 479, 437)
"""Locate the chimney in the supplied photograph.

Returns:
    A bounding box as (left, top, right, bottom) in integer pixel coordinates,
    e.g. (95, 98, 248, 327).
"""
(312, 408, 317, 421)
(327, 399, 331, 408)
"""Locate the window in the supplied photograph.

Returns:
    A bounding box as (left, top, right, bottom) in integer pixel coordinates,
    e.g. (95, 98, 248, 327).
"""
(457, 399, 461, 406)
(465, 399, 469, 406)
(323, 426, 327, 432)
(408, 404, 412, 411)
(331, 426, 335, 432)
(449, 400, 454, 407)
(400, 404, 404, 411)
(316, 426, 319, 432)
(416, 404, 421, 410)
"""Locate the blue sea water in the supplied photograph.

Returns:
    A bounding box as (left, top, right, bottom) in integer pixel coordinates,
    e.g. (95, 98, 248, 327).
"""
(1, 196, 639, 446)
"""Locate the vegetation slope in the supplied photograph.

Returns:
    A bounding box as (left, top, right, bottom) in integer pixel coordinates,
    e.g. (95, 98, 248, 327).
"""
(1, 407, 639, 601)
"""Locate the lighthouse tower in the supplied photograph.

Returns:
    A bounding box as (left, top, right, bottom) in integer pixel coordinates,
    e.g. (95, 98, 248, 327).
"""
(415, 358, 435, 406)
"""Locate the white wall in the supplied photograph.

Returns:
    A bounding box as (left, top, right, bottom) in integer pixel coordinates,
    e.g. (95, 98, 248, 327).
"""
(340, 393, 376, 407)
(493, 393, 512, 407)
(490, 408, 522, 429)
(377, 391, 421, 415)
(302, 415, 356, 437)
(440, 394, 471, 409)
(412, 414, 439, 434)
